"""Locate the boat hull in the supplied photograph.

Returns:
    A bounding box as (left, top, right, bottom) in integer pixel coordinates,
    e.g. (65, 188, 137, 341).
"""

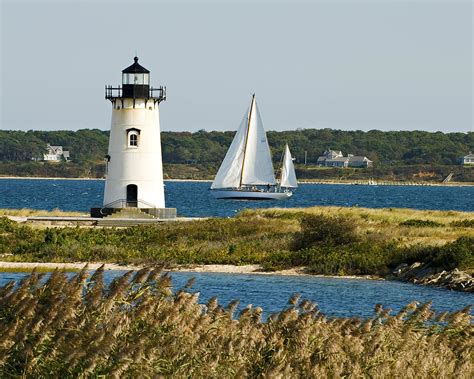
(211, 190, 292, 200)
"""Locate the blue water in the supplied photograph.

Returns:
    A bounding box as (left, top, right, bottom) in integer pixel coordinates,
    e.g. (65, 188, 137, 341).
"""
(0, 271, 471, 319)
(1, 179, 472, 317)
(0, 179, 473, 216)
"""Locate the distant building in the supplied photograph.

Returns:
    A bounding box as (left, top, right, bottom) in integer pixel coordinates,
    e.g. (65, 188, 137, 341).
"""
(317, 150, 346, 167)
(463, 153, 474, 165)
(317, 149, 372, 168)
(347, 155, 373, 168)
(43, 144, 70, 161)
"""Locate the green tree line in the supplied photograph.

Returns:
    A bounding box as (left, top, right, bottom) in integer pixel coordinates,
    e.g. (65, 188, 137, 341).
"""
(1, 129, 472, 165)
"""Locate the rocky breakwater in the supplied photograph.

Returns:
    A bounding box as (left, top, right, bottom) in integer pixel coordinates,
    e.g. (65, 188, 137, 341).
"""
(392, 263, 473, 292)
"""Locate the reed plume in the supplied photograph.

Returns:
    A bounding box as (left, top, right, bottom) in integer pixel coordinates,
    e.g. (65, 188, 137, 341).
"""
(0, 268, 471, 377)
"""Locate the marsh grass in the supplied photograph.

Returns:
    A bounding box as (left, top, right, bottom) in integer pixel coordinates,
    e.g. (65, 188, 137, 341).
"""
(0, 267, 471, 377)
(451, 219, 474, 228)
(0, 208, 87, 217)
(400, 219, 444, 227)
(0, 206, 473, 277)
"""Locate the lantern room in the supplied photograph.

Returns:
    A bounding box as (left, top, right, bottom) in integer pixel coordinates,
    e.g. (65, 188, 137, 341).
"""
(122, 56, 150, 98)
(105, 56, 166, 106)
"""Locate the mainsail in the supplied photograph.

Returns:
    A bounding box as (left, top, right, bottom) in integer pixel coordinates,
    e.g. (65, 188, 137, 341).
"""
(210, 112, 248, 189)
(211, 95, 276, 189)
(280, 144, 298, 188)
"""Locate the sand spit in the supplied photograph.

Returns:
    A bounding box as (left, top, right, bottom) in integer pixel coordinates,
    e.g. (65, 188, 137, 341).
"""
(0, 261, 380, 280)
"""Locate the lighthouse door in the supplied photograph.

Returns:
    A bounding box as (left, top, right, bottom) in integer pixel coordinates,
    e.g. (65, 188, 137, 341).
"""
(126, 184, 138, 207)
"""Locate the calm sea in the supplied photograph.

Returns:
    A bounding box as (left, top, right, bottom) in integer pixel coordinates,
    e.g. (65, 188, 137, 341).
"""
(0, 179, 473, 216)
(0, 271, 472, 319)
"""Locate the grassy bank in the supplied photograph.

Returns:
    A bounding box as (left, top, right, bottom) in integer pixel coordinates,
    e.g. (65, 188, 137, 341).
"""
(0, 207, 473, 277)
(0, 267, 471, 377)
(0, 208, 87, 217)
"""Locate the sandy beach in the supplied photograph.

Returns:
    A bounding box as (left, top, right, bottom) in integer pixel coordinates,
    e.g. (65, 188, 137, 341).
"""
(0, 261, 381, 280)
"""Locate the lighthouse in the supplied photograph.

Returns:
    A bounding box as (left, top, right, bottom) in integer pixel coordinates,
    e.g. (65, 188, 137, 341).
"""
(95, 57, 175, 219)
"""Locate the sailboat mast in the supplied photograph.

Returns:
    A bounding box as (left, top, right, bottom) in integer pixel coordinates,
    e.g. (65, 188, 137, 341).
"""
(277, 145, 286, 188)
(239, 94, 255, 188)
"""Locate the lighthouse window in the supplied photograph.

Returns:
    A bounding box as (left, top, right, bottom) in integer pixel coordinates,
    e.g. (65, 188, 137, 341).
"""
(129, 132, 138, 147)
(122, 73, 149, 85)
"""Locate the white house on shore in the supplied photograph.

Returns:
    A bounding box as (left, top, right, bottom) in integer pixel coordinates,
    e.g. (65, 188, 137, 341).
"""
(463, 153, 474, 165)
(317, 149, 372, 168)
(43, 144, 70, 161)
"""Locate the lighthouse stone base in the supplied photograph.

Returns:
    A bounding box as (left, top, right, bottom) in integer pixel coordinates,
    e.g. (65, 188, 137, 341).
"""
(90, 207, 177, 219)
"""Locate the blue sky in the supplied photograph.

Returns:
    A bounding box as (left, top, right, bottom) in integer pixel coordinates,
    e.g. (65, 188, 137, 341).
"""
(1, 0, 472, 132)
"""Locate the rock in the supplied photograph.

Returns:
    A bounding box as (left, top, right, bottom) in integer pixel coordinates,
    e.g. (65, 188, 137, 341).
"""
(392, 262, 473, 293)
(409, 262, 422, 270)
(424, 271, 447, 284)
(412, 265, 438, 280)
(392, 263, 408, 276)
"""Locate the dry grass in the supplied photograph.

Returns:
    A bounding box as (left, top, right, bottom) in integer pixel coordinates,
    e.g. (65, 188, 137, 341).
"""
(0, 267, 472, 377)
(245, 206, 474, 248)
(0, 269, 473, 378)
(0, 208, 87, 217)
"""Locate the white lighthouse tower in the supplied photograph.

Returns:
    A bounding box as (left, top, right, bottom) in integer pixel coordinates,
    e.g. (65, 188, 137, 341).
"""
(97, 57, 175, 218)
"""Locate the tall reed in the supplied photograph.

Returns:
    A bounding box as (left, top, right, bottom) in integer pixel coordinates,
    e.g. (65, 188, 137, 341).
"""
(0, 268, 471, 377)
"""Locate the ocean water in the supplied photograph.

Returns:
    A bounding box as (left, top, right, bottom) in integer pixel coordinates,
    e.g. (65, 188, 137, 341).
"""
(0, 179, 473, 217)
(0, 270, 472, 319)
(0, 179, 472, 317)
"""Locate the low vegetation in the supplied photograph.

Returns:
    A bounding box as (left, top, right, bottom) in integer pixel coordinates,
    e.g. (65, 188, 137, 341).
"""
(0, 208, 87, 217)
(0, 207, 473, 277)
(399, 219, 444, 227)
(0, 267, 471, 377)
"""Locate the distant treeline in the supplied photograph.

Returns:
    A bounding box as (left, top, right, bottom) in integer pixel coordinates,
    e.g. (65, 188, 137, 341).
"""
(1, 128, 472, 165)
(1, 129, 473, 181)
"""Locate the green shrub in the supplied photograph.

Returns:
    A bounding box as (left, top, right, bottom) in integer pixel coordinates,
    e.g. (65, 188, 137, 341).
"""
(293, 214, 358, 250)
(391, 237, 474, 271)
(0, 216, 17, 232)
(399, 219, 443, 227)
(450, 219, 474, 228)
(303, 242, 393, 276)
(260, 250, 295, 271)
(429, 237, 474, 270)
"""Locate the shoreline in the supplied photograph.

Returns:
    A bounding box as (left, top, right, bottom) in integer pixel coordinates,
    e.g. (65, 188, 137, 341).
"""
(0, 176, 212, 183)
(0, 176, 472, 186)
(0, 261, 380, 280)
(1, 261, 470, 292)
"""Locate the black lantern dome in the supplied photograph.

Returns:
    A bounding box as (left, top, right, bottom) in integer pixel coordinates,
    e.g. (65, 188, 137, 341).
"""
(105, 56, 166, 105)
(123, 56, 150, 74)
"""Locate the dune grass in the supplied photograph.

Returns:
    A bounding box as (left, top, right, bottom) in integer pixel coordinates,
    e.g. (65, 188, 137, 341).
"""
(245, 206, 474, 247)
(0, 208, 87, 217)
(0, 267, 471, 377)
(0, 206, 472, 276)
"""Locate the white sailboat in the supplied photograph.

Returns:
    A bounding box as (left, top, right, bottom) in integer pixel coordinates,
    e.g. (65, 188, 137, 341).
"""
(279, 144, 298, 190)
(211, 95, 297, 200)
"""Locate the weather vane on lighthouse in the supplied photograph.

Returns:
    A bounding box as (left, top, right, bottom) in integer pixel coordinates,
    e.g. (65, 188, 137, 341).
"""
(91, 57, 176, 219)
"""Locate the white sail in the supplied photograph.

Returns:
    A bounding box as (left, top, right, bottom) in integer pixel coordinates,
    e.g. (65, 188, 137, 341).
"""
(240, 97, 276, 186)
(211, 110, 249, 189)
(211, 95, 276, 189)
(280, 144, 298, 188)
